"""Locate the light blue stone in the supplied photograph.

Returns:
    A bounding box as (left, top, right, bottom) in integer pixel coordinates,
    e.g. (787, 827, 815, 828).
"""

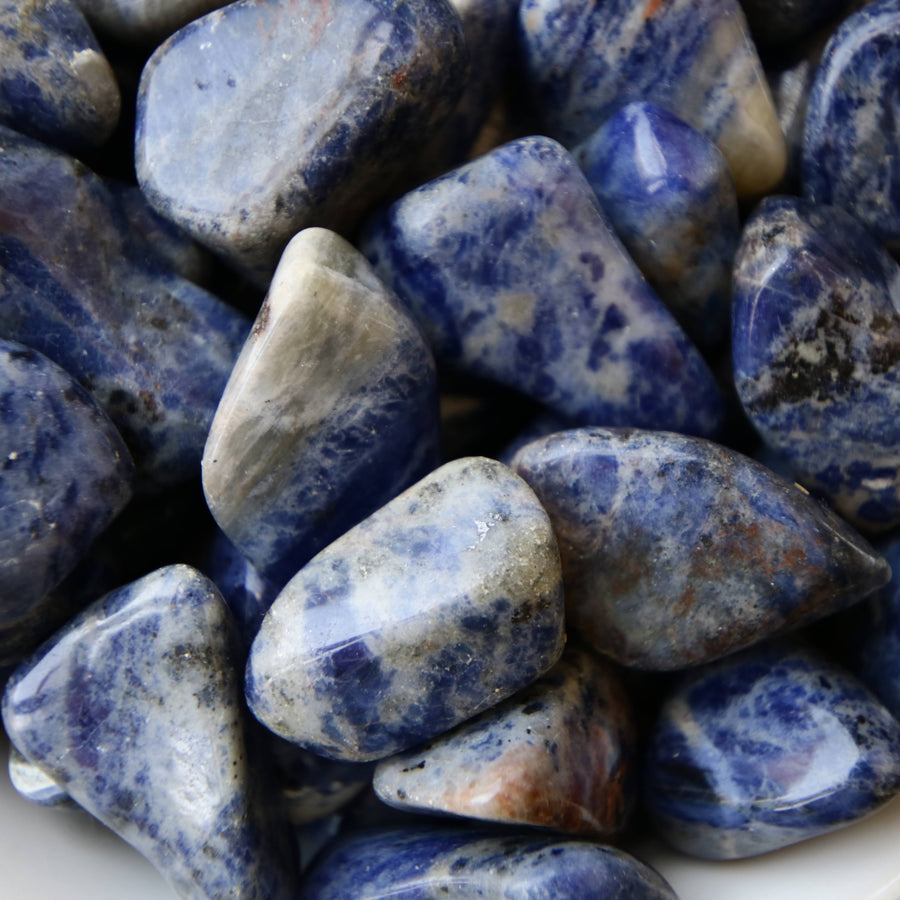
(8, 744, 72, 808)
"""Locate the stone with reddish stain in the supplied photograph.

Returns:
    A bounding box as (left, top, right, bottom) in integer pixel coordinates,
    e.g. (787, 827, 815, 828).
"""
(511, 427, 890, 670)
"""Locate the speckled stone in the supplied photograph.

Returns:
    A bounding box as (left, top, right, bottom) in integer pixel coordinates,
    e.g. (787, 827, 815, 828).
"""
(0, 0, 119, 151)
(803, 0, 900, 252)
(135, 0, 467, 284)
(8, 745, 71, 808)
(362, 135, 724, 439)
(511, 427, 890, 670)
(73, 0, 229, 44)
(517, 0, 786, 198)
(732, 195, 900, 532)
(245, 456, 565, 762)
(2, 565, 296, 899)
(203, 228, 440, 588)
(374, 644, 636, 837)
(644, 641, 900, 859)
(0, 126, 250, 490)
(301, 827, 679, 899)
(574, 102, 739, 348)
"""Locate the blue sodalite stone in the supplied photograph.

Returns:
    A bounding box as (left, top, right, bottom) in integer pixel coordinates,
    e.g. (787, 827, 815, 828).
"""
(511, 427, 890, 670)
(302, 827, 678, 899)
(0, 126, 250, 490)
(362, 136, 724, 439)
(136, 0, 467, 284)
(574, 102, 739, 348)
(74, 0, 230, 44)
(203, 228, 440, 588)
(517, 0, 786, 198)
(732, 195, 900, 531)
(374, 644, 636, 837)
(644, 641, 900, 859)
(246, 456, 564, 762)
(742, 0, 859, 46)
(2, 564, 296, 899)
(0, 339, 133, 663)
(9, 744, 71, 808)
(803, 0, 900, 252)
(0, 0, 119, 151)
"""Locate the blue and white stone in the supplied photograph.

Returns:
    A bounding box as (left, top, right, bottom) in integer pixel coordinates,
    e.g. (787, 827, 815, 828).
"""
(517, 0, 786, 198)
(2, 564, 296, 899)
(644, 641, 900, 859)
(803, 0, 900, 252)
(8, 744, 72, 808)
(362, 136, 724, 439)
(302, 827, 678, 899)
(73, 0, 229, 44)
(374, 644, 636, 837)
(0, 0, 119, 152)
(574, 102, 739, 349)
(732, 195, 900, 531)
(511, 427, 890, 670)
(136, 0, 467, 284)
(0, 126, 250, 490)
(246, 456, 564, 762)
(203, 228, 440, 588)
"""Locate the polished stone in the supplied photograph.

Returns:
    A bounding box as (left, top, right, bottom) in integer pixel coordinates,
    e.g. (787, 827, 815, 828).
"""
(203, 228, 440, 587)
(8, 744, 71, 808)
(2, 565, 296, 898)
(362, 135, 724, 439)
(742, 0, 859, 46)
(511, 427, 890, 670)
(374, 644, 636, 837)
(245, 456, 564, 762)
(574, 101, 739, 348)
(644, 641, 900, 859)
(517, 0, 786, 198)
(732, 195, 900, 531)
(73, 0, 229, 44)
(136, 0, 467, 284)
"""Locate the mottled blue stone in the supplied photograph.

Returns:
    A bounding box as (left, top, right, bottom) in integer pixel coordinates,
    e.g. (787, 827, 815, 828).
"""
(0, 0, 119, 151)
(2, 565, 297, 898)
(732, 195, 900, 531)
(135, 0, 467, 284)
(74, 0, 230, 44)
(0, 126, 250, 490)
(301, 827, 678, 899)
(742, 0, 860, 46)
(574, 102, 739, 348)
(246, 456, 564, 762)
(803, 0, 900, 252)
(644, 641, 900, 858)
(511, 427, 890, 670)
(362, 136, 724, 439)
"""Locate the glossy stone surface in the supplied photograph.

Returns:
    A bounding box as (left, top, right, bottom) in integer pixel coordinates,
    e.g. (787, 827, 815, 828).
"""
(246, 456, 564, 762)
(803, 0, 900, 252)
(0, 0, 119, 151)
(203, 228, 440, 587)
(732, 195, 900, 531)
(363, 136, 724, 439)
(517, 0, 786, 198)
(73, 0, 229, 43)
(8, 745, 71, 808)
(136, 0, 467, 283)
(644, 641, 900, 859)
(374, 644, 636, 837)
(302, 827, 678, 899)
(511, 427, 890, 670)
(0, 126, 250, 489)
(2, 565, 296, 899)
(574, 102, 739, 348)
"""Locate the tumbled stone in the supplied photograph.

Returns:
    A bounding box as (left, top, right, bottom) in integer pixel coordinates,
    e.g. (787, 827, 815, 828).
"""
(0, 0, 119, 151)
(575, 102, 739, 348)
(136, 0, 467, 284)
(203, 228, 440, 587)
(363, 135, 724, 438)
(9, 745, 71, 808)
(644, 641, 900, 858)
(246, 456, 564, 762)
(0, 126, 249, 489)
(803, 0, 900, 252)
(732, 196, 900, 531)
(511, 427, 889, 670)
(2, 564, 296, 899)
(517, 0, 786, 198)
(374, 644, 636, 837)
(73, 0, 228, 44)
(302, 827, 678, 899)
